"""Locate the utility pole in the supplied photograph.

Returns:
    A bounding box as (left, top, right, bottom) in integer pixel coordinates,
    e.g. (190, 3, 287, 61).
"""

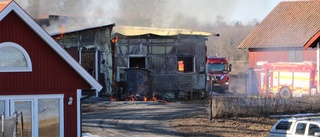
(208, 33, 219, 121)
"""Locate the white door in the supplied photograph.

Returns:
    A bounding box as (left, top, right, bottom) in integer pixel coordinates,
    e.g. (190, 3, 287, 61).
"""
(1, 95, 64, 137)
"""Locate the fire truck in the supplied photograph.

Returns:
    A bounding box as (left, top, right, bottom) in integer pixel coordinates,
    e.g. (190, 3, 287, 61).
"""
(261, 62, 318, 98)
(206, 56, 232, 93)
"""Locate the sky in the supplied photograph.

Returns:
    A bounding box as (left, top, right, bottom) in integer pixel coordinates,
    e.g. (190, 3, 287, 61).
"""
(13, 0, 282, 22)
(164, 0, 283, 25)
(3, 0, 286, 33)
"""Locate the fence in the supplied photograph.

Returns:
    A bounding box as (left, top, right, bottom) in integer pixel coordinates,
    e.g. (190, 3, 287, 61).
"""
(209, 95, 320, 118)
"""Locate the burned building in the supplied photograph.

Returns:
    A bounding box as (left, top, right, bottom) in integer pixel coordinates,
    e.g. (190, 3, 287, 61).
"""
(35, 17, 211, 99)
(51, 23, 116, 97)
(34, 15, 115, 96)
(113, 26, 211, 99)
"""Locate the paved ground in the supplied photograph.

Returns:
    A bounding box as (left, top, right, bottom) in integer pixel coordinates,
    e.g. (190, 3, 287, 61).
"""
(82, 99, 206, 137)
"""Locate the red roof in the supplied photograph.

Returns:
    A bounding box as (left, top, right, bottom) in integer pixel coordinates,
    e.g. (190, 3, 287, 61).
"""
(0, 1, 9, 11)
(239, 0, 320, 49)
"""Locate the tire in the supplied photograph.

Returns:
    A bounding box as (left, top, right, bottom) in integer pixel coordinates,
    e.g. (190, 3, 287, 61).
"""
(280, 87, 291, 98)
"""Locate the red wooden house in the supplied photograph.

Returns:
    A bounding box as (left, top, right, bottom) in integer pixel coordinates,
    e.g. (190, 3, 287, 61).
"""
(238, 0, 320, 94)
(0, 1, 102, 137)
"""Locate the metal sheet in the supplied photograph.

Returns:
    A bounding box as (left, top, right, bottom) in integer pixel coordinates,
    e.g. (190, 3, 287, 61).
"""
(114, 25, 212, 36)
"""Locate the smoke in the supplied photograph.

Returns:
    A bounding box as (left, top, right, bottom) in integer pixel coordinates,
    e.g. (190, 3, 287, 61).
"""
(12, 0, 282, 33)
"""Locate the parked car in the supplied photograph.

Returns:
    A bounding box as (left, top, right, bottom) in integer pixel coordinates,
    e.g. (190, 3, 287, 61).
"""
(269, 116, 320, 137)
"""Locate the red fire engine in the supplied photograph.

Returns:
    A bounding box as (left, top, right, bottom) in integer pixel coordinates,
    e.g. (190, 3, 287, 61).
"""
(261, 62, 318, 98)
(206, 56, 232, 93)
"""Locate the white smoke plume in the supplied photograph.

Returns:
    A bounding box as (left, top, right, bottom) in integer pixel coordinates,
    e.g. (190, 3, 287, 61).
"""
(10, 0, 282, 33)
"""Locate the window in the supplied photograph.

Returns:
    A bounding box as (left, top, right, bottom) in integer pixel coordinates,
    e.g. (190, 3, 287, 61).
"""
(177, 56, 194, 73)
(295, 123, 307, 135)
(0, 42, 32, 72)
(152, 46, 165, 54)
(288, 50, 302, 62)
(308, 124, 320, 136)
(38, 99, 60, 137)
(275, 121, 292, 130)
(207, 63, 227, 72)
(129, 57, 146, 68)
(0, 95, 64, 137)
(151, 46, 174, 54)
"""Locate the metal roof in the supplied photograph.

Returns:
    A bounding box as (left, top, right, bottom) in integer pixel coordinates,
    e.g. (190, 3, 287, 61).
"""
(238, 0, 320, 49)
(50, 23, 116, 36)
(114, 25, 212, 37)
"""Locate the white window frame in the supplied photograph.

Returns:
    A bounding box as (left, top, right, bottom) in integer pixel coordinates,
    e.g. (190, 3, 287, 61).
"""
(0, 94, 64, 137)
(0, 42, 32, 72)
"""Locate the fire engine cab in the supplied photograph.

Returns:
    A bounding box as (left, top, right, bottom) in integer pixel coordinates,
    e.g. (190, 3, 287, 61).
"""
(206, 56, 232, 93)
(261, 62, 318, 98)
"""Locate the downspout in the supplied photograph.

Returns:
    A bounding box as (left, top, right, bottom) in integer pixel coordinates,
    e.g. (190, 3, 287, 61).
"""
(95, 33, 99, 97)
(79, 35, 82, 65)
(79, 47, 82, 65)
(249, 68, 253, 94)
(95, 50, 99, 97)
(95, 50, 99, 82)
(77, 89, 82, 137)
(317, 42, 319, 93)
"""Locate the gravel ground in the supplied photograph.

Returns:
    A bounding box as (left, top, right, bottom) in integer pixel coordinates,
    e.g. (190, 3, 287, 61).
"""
(82, 98, 205, 137)
(81, 97, 278, 137)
